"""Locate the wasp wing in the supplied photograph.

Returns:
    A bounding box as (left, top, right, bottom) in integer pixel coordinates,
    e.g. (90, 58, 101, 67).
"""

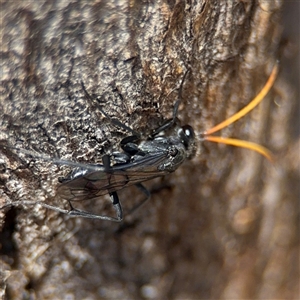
(57, 151, 169, 202)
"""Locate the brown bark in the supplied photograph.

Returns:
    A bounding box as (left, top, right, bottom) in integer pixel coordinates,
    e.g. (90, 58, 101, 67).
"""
(0, 1, 298, 299)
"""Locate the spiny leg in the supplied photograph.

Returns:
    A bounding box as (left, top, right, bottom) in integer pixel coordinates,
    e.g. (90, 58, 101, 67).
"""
(67, 191, 123, 222)
(1, 197, 123, 222)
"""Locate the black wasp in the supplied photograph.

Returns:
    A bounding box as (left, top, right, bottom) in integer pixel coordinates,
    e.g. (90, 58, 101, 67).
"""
(1, 72, 196, 222)
(1, 64, 278, 221)
(56, 77, 195, 222)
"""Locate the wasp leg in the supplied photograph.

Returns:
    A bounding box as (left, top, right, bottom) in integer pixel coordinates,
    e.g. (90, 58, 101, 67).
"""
(151, 112, 180, 138)
(1, 196, 123, 222)
(120, 135, 140, 155)
(127, 183, 151, 216)
(151, 69, 189, 136)
(120, 136, 147, 157)
(151, 100, 180, 136)
(67, 191, 123, 222)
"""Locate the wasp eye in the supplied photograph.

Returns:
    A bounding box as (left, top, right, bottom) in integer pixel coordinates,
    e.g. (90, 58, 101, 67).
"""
(179, 125, 195, 148)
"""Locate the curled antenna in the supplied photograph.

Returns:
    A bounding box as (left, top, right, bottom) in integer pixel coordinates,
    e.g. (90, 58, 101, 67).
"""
(201, 63, 279, 162)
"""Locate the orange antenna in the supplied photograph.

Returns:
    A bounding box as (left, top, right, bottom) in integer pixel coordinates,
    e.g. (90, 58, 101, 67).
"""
(203, 63, 278, 161)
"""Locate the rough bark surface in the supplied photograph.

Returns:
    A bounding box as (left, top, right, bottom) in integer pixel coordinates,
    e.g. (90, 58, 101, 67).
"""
(0, 1, 298, 299)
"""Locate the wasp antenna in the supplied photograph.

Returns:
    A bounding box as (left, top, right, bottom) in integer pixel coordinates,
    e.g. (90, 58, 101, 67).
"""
(204, 136, 274, 162)
(204, 63, 278, 136)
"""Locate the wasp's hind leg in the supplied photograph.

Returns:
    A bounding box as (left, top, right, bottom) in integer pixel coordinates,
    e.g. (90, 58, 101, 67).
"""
(67, 191, 123, 222)
(1, 195, 123, 222)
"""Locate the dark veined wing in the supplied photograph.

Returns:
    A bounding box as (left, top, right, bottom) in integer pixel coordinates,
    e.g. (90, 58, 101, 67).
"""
(57, 151, 169, 202)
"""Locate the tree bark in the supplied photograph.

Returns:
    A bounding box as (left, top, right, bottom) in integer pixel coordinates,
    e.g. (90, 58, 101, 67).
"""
(0, 1, 298, 299)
